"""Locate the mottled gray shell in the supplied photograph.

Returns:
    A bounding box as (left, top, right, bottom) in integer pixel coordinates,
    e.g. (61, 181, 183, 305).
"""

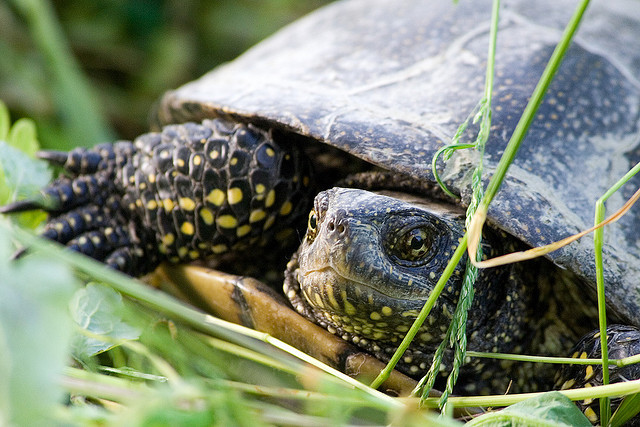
(156, 0, 640, 325)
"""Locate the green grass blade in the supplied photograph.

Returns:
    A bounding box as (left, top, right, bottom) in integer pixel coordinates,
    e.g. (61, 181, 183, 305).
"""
(610, 392, 640, 427)
(3, 221, 401, 409)
(376, 0, 590, 407)
(477, 0, 590, 211)
(9, 0, 114, 145)
(592, 160, 640, 424)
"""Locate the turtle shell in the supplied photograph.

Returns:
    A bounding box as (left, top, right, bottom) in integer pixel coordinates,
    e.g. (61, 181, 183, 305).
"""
(155, 0, 640, 325)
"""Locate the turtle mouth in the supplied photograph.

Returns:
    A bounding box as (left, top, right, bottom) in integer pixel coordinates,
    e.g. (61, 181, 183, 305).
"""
(302, 265, 403, 305)
(297, 265, 425, 324)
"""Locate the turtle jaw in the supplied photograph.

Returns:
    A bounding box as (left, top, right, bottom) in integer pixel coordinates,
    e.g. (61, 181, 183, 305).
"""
(296, 265, 429, 344)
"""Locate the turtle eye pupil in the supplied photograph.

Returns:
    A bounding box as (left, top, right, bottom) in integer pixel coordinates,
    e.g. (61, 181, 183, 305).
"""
(394, 227, 431, 262)
(306, 210, 318, 242)
(410, 235, 424, 250)
(308, 211, 317, 231)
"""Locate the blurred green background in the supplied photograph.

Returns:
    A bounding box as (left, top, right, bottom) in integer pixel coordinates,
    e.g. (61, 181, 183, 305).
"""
(0, 0, 332, 150)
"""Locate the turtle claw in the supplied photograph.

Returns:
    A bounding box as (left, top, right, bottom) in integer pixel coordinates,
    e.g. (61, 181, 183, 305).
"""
(10, 247, 27, 261)
(0, 141, 148, 274)
(36, 150, 71, 166)
(0, 198, 47, 214)
(37, 142, 129, 176)
(0, 148, 117, 215)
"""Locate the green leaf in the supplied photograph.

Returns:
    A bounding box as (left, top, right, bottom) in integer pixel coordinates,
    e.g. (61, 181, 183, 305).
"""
(7, 117, 39, 157)
(0, 142, 51, 229)
(0, 225, 78, 426)
(465, 392, 591, 427)
(70, 282, 142, 358)
(0, 142, 51, 202)
(610, 392, 640, 427)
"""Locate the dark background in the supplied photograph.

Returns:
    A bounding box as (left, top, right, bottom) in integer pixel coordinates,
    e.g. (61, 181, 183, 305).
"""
(0, 0, 332, 150)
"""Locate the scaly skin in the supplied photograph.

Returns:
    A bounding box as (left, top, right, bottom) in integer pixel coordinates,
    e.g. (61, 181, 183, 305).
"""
(1, 119, 312, 275)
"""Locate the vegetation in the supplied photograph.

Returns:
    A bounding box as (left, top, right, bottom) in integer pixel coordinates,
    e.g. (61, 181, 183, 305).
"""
(1, 0, 639, 426)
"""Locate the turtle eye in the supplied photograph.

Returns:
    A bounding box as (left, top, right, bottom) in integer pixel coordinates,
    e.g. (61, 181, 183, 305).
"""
(392, 226, 434, 263)
(308, 210, 317, 231)
(306, 210, 318, 241)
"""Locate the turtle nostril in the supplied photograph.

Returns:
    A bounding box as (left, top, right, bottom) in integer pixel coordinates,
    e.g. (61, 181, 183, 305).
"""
(326, 217, 346, 235)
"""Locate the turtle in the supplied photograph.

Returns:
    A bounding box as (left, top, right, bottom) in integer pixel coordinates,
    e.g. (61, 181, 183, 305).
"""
(3, 0, 640, 421)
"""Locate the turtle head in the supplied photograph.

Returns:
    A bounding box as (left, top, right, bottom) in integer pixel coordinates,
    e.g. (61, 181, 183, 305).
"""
(290, 187, 471, 354)
(285, 187, 530, 376)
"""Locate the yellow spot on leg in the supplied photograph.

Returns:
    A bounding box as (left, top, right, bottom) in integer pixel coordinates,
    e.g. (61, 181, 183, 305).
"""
(560, 379, 575, 390)
(212, 244, 228, 254)
(263, 215, 276, 230)
(199, 208, 214, 225)
(279, 201, 293, 216)
(265, 189, 276, 208)
(227, 187, 244, 204)
(584, 365, 594, 381)
(179, 197, 196, 211)
(206, 189, 225, 206)
(237, 224, 251, 237)
(217, 215, 238, 228)
(249, 209, 266, 223)
(583, 407, 598, 423)
(162, 233, 175, 246)
(180, 222, 195, 235)
(163, 199, 175, 212)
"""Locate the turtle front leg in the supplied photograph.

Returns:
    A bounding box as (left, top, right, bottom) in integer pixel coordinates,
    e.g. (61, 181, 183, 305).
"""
(556, 324, 640, 424)
(0, 119, 312, 276)
(155, 262, 420, 397)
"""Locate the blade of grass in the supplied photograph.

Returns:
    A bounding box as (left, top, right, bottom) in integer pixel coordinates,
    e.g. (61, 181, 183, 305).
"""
(63, 367, 150, 403)
(9, 0, 114, 145)
(410, 378, 640, 409)
(610, 392, 640, 427)
(467, 183, 640, 267)
(466, 350, 636, 367)
(369, 235, 468, 391)
(373, 0, 590, 394)
(418, 0, 500, 412)
(467, 0, 591, 260)
(592, 161, 640, 424)
(3, 222, 401, 408)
